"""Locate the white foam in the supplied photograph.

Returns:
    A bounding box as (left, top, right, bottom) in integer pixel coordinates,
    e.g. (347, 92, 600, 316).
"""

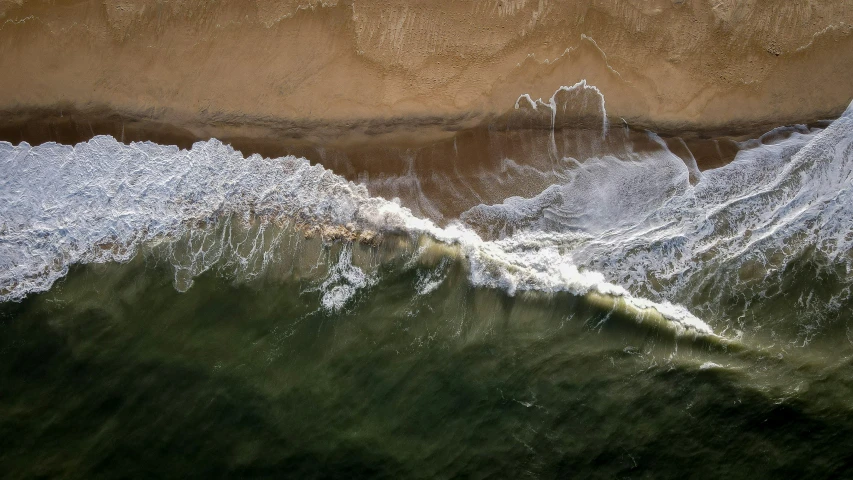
(0, 133, 715, 337)
(0, 137, 421, 301)
(317, 245, 374, 313)
(414, 257, 450, 296)
(514, 81, 609, 157)
(443, 229, 715, 334)
(10, 91, 849, 341)
(463, 99, 853, 340)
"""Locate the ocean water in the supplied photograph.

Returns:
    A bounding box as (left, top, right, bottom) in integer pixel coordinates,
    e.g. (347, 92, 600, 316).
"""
(2, 86, 853, 478)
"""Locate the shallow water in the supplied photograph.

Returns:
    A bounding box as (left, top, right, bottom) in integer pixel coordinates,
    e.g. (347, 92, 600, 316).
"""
(2, 87, 853, 477)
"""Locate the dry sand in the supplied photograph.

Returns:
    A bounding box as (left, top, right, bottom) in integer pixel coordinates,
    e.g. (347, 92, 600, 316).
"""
(0, 0, 851, 149)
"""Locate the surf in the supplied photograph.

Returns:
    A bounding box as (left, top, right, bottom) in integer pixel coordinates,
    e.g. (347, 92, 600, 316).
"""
(2, 86, 852, 349)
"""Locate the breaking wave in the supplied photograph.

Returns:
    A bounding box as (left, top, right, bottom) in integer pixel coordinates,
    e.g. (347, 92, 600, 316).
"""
(0, 137, 711, 335)
(2, 85, 852, 343)
(464, 99, 853, 342)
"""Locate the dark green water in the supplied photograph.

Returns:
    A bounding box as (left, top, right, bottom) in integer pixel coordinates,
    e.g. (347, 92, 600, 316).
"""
(4, 99, 853, 478)
(3, 237, 853, 479)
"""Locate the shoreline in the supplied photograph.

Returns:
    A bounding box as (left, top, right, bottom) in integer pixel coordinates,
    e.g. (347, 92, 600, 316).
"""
(0, 103, 837, 176)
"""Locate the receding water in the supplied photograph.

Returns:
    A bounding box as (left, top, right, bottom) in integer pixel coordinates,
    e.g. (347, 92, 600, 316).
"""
(2, 87, 853, 478)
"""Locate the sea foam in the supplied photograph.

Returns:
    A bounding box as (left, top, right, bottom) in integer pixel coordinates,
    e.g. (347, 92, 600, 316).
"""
(5, 88, 849, 340)
(0, 132, 713, 335)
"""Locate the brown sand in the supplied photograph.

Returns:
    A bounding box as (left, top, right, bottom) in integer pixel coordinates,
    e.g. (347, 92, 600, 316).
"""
(0, 0, 851, 148)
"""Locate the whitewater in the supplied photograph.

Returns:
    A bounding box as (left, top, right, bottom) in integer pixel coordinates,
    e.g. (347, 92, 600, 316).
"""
(2, 88, 852, 344)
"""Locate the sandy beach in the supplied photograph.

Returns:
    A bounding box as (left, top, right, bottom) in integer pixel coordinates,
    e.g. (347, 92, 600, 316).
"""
(5, 3, 853, 478)
(0, 0, 851, 151)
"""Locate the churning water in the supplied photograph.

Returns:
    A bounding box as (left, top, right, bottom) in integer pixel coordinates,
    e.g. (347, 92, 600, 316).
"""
(2, 86, 853, 477)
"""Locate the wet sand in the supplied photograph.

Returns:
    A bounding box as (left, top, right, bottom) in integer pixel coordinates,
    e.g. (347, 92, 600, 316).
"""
(0, 101, 748, 180)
